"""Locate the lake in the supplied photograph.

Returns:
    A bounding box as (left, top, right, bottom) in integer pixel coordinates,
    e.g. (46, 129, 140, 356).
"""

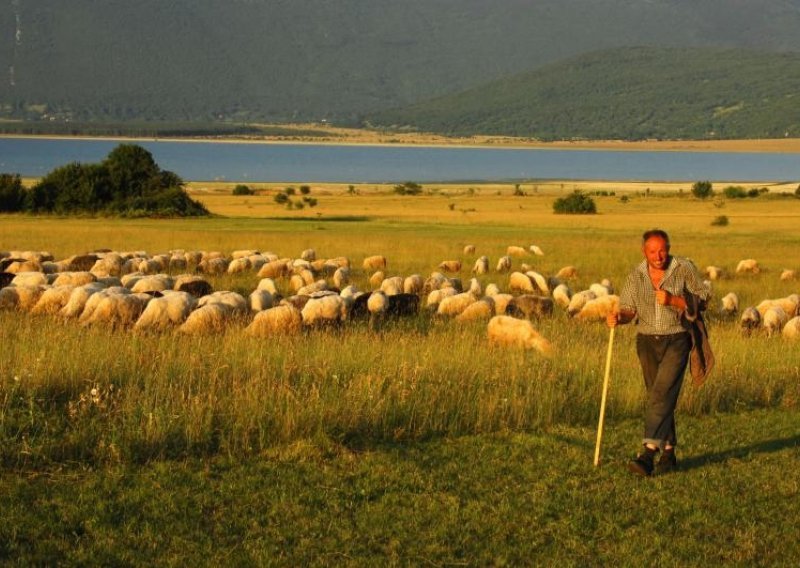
(1, 137, 799, 183)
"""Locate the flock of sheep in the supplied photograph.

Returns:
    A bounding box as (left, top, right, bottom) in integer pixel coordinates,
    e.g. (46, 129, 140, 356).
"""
(1, 245, 799, 355)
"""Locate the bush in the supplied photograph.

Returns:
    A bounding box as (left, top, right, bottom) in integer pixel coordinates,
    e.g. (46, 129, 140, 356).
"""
(553, 191, 597, 214)
(299, 185, 311, 195)
(795, 185, 800, 197)
(273, 192, 289, 204)
(691, 181, 714, 199)
(232, 184, 254, 195)
(285, 187, 296, 196)
(394, 181, 423, 195)
(711, 215, 729, 226)
(723, 186, 747, 199)
(0, 173, 25, 212)
(303, 196, 318, 207)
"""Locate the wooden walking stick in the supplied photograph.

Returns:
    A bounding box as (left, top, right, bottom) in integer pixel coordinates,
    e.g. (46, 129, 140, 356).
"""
(594, 326, 615, 467)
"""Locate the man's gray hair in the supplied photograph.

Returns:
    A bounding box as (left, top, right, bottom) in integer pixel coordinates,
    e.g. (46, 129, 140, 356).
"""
(642, 229, 670, 246)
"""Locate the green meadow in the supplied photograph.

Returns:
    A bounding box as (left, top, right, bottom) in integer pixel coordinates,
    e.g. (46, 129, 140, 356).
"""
(1, 185, 799, 564)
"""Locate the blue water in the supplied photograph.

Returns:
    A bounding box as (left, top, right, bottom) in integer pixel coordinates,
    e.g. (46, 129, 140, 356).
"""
(1, 137, 798, 183)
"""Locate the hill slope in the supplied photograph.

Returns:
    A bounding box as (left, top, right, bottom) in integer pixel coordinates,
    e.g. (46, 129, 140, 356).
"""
(2, 1, 800, 124)
(367, 47, 800, 140)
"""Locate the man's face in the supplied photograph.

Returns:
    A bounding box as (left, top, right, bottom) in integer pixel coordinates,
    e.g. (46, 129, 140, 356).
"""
(642, 236, 670, 270)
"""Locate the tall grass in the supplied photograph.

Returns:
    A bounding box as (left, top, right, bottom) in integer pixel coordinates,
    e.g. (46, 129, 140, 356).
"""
(1, 191, 799, 466)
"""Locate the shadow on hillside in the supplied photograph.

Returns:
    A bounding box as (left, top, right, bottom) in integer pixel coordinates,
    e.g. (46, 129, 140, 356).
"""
(678, 435, 800, 472)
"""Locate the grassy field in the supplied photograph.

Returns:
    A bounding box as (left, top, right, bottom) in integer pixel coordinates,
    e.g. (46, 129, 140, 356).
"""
(1, 185, 799, 563)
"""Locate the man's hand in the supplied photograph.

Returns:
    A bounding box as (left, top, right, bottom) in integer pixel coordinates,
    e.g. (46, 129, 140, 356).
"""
(655, 289, 672, 306)
(606, 312, 619, 328)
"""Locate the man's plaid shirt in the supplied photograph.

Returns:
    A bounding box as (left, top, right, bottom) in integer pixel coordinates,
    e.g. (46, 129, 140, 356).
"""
(619, 256, 709, 336)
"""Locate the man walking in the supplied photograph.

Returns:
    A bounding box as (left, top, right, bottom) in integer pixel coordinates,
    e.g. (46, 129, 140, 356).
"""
(607, 229, 709, 476)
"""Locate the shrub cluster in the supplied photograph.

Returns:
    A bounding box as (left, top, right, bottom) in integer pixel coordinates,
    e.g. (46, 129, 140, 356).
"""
(553, 191, 597, 214)
(0, 144, 208, 217)
(273, 186, 318, 209)
(232, 184, 255, 196)
(393, 181, 423, 195)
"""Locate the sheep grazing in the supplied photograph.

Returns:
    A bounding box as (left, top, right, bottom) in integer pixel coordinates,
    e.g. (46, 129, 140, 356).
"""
(496, 256, 512, 273)
(529, 245, 545, 256)
(526, 270, 549, 294)
(198, 291, 248, 315)
(762, 306, 789, 336)
(174, 275, 214, 298)
(300, 248, 316, 262)
(0, 285, 45, 312)
(249, 289, 275, 312)
(735, 259, 760, 274)
(403, 274, 423, 295)
(425, 287, 458, 312)
(131, 274, 174, 294)
(134, 291, 196, 331)
(472, 256, 489, 275)
(178, 303, 231, 335)
(704, 266, 725, 281)
(227, 257, 252, 274)
(367, 290, 389, 329)
(756, 295, 800, 318)
(231, 249, 259, 260)
(198, 257, 229, 275)
(333, 266, 350, 289)
(782, 316, 800, 339)
(567, 290, 597, 317)
(508, 272, 536, 294)
(258, 259, 289, 279)
(301, 294, 349, 327)
(739, 307, 761, 334)
(506, 245, 528, 257)
(11, 272, 49, 288)
(555, 266, 578, 280)
(589, 282, 612, 297)
(81, 292, 150, 327)
(245, 304, 303, 336)
(256, 277, 279, 296)
(468, 278, 482, 297)
(436, 292, 477, 317)
(484, 283, 501, 297)
(64, 254, 100, 272)
(438, 260, 462, 273)
(455, 297, 495, 323)
(90, 254, 125, 277)
(369, 270, 385, 289)
(719, 292, 739, 317)
(463, 244, 476, 255)
(574, 295, 620, 322)
(363, 255, 387, 271)
(30, 285, 76, 315)
(51, 271, 97, 288)
(380, 276, 404, 296)
(59, 283, 105, 318)
(552, 283, 572, 310)
(5, 260, 42, 274)
(487, 315, 552, 355)
(297, 280, 329, 296)
(780, 269, 796, 282)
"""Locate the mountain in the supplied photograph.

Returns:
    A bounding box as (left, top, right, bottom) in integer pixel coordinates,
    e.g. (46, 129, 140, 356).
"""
(1, 1, 800, 125)
(365, 47, 800, 140)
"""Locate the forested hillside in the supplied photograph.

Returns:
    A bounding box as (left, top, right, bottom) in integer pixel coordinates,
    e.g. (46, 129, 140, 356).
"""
(1, 1, 800, 126)
(367, 48, 800, 140)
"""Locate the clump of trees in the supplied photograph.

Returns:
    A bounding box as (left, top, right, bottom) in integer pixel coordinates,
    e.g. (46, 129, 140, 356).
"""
(232, 184, 255, 195)
(393, 181, 423, 195)
(553, 191, 597, 214)
(273, 186, 317, 209)
(691, 180, 714, 199)
(0, 144, 208, 217)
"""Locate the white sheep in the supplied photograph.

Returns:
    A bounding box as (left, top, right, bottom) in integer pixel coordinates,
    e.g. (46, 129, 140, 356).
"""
(782, 316, 800, 339)
(297, 280, 329, 296)
(198, 291, 248, 315)
(567, 290, 597, 317)
(30, 285, 76, 315)
(249, 289, 275, 312)
(333, 266, 350, 289)
(763, 306, 789, 336)
(369, 271, 385, 289)
(301, 294, 348, 326)
(130, 274, 174, 294)
(11, 272, 48, 288)
(487, 315, 552, 355)
(258, 260, 289, 279)
(227, 257, 252, 274)
(81, 292, 150, 327)
(506, 245, 527, 257)
(484, 283, 501, 297)
(704, 266, 725, 281)
(468, 277, 482, 297)
(51, 271, 97, 288)
(509, 272, 536, 294)
(59, 283, 106, 318)
(496, 256, 512, 273)
(555, 265, 578, 280)
(363, 255, 387, 271)
(736, 259, 760, 274)
(756, 295, 800, 318)
(529, 245, 544, 256)
(232, 249, 260, 260)
(403, 274, 424, 295)
(134, 291, 196, 331)
(256, 278, 279, 295)
(552, 283, 572, 309)
(380, 276, 404, 296)
(780, 269, 796, 282)
(525, 270, 549, 294)
(589, 282, 612, 297)
(300, 248, 316, 262)
(438, 260, 462, 273)
(5, 260, 42, 273)
(198, 257, 229, 275)
(740, 307, 761, 334)
(720, 292, 739, 317)
(437, 292, 477, 317)
(472, 256, 489, 275)
(245, 304, 303, 336)
(455, 298, 495, 323)
(574, 295, 620, 322)
(463, 244, 476, 255)
(178, 303, 232, 335)
(0, 285, 45, 312)
(425, 287, 458, 310)
(490, 293, 514, 315)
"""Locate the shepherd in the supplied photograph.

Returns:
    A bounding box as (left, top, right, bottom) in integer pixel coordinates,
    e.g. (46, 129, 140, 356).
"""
(607, 229, 712, 477)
